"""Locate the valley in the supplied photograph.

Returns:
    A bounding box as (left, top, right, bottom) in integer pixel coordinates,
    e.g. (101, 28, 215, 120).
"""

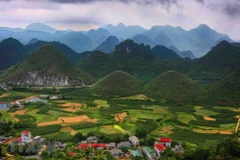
(0, 88, 239, 146)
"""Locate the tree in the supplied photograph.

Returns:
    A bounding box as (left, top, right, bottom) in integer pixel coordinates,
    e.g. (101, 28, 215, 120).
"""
(135, 129, 147, 138)
(215, 138, 240, 159)
(183, 148, 210, 160)
(73, 133, 86, 142)
(159, 147, 179, 160)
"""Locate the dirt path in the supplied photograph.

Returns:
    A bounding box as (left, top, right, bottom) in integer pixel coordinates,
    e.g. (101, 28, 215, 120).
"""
(0, 93, 9, 98)
(9, 110, 28, 122)
(114, 112, 127, 123)
(203, 116, 216, 121)
(235, 117, 240, 133)
(61, 126, 77, 135)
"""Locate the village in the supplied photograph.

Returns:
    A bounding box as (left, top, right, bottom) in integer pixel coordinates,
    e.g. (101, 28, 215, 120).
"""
(1, 129, 184, 160)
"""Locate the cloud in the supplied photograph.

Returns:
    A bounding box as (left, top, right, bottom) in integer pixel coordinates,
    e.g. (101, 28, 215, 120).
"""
(223, 1, 240, 17)
(3, 0, 178, 6)
(195, 0, 240, 18)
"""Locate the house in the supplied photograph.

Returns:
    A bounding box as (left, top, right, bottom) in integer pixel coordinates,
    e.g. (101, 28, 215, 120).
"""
(25, 98, 48, 104)
(106, 142, 116, 150)
(130, 150, 143, 157)
(97, 143, 106, 149)
(172, 144, 184, 155)
(50, 95, 62, 100)
(39, 95, 50, 99)
(54, 141, 67, 150)
(0, 102, 8, 110)
(117, 141, 131, 149)
(87, 136, 98, 144)
(77, 143, 89, 149)
(129, 136, 140, 147)
(109, 149, 124, 157)
(154, 144, 165, 158)
(0, 136, 10, 144)
(68, 151, 76, 157)
(142, 146, 155, 160)
(159, 138, 172, 147)
(21, 131, 31, 143)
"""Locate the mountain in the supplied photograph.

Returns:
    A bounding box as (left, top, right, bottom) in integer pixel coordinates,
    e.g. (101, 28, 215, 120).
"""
(143, 24, 233, 57)
(132, 34, 154, 46)
(25, 23, 57, 34)
(0, 27, 23, 32)
(57, 31, 93, 53)
(0, 45, 94, 86)
(95, 36, 119, 54)
(168, 46, 196, 60)
(197, 41, 240, 76)
(186, 24, 233, 57)
(25, 40, 83, 63)
(153, 32, 173, 47)
(90, 70, 141, 96)
(77, 51, 115, 77)
(114, 39, 154, 59)
(0, 30, 55, 44)
(210, 68, 240, 104)
(27, 38, 39, 45)
(78, 40, 191, 78)
(145, 70, 201, 103)
(152, 45, 181, 60)
(102, 23, 147, 39)
(0, 38, 26, 70)
(86, 28, 110, 48)
(102, 23, 127, 33)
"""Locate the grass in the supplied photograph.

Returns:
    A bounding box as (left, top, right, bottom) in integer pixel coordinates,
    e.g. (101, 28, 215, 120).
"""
(194, 107, 219, 116)
(178, 112, 197, 124)
(1, 88, 238, 147)
(30, 125, 62, 136)
(93, 99, 110, 108)
(45, 132, 73, 142)
(0, 111, 12, 122)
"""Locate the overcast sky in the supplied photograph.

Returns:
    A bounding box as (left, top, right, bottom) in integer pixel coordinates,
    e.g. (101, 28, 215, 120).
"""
(0, 0, 240, 41)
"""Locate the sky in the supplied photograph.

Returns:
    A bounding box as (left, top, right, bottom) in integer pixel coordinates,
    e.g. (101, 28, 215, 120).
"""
(0, 0, 240, 41)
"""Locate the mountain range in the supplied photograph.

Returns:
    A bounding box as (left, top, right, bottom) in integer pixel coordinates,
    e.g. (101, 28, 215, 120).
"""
(0, 37, 240, 104)
(0, 45, 94, 86)
(0, 38, 84, 70)
(0, 22, 234, 57)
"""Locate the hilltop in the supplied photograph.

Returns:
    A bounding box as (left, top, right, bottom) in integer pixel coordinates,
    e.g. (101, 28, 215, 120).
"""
(145, 71, 201, 103)
(0, 45, 94, 86)
(209, 68, 240, 104)
(90, 70, 141, 96)
(0, 38, 26, 70)
(194, 41, 240, 78)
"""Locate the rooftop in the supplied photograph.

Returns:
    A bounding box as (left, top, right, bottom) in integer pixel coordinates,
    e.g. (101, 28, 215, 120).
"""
(155, 144, 166, 151)
(159, 138, 172, 142)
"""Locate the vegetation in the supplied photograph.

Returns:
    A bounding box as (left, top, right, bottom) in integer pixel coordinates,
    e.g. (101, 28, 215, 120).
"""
(90, 70, 142, 96)
(145, 70, 202, 103)
(0, 45, 95, 84)
(209, 67, 240, 105)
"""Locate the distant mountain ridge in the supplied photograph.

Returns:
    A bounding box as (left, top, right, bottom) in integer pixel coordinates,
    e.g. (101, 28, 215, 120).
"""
(0, 22, 234, 57)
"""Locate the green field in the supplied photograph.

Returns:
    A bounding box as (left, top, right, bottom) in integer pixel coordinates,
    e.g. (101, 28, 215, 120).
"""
(0, 88, 239, 147)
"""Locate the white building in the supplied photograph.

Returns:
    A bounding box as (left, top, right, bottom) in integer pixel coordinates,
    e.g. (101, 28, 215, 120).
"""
(159, 138, 172, 147)
(21, 131, 31, 143)
(129, 136, 140, 147)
